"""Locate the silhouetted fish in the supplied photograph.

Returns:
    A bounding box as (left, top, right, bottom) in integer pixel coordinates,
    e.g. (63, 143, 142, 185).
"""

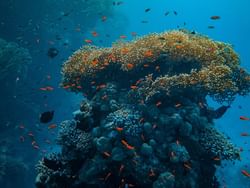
(212, 105, 230, 119)
(47, 48, 59, 58)
(40, 111, 54, 123)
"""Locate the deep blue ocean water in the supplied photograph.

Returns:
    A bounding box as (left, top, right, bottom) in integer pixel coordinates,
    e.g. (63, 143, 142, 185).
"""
(0, 0, 249, 187)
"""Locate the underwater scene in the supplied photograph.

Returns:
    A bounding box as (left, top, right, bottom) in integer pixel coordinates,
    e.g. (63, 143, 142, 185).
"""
(0, 0, 250, 188)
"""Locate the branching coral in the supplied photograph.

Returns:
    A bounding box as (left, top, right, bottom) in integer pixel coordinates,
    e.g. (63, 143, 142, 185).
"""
(61, 30, 250, 103)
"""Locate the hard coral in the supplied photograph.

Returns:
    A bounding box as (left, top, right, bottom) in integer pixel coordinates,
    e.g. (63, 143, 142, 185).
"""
(36, 30, 250, 188)
(61, 30, 249, 104)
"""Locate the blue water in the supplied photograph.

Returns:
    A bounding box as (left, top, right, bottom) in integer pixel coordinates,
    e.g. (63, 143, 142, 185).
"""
(0, 0, 249, 187)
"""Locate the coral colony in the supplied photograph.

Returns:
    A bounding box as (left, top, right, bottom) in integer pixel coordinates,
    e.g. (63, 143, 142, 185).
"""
(35, 30, 250, 188)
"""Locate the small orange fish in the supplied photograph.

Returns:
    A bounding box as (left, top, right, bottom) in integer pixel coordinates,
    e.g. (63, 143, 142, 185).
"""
(241, 132, 250, 136)
(152, 124, 157, 129)
(19, 125, 25, 129)
(131, 32, 137, 37)
(101, 95, 108, 100)
(92, 59, 99, 66)
(91, 31, 98, 37)
(210, 16, 220, 20)
(76, 86, 82, 89)
(144, 50, 153, 57)
(63, 85, 71, 89)
(33, 145, 40, 150)
(119, 164, 125, 174)
(103, 152, 111, 157)
(175, 45, 183, 49)
(101, 16, 107, 22)
(98, 84, 106, 89)
(121, 140, 135, 150)
(104, 172, 111, 181)
(39, 87, 47, 91)
(126, 63, 134, 69)
(240, 116, 250, 121)
(130, 85, 137, 89)
(155, 65, 160, 71)
(115, 127, 123, 132)
(149, 169, 155, 177)
(143, 64, 150, 68)
(46, 86, 54, 91)
(175, 103, 181, 108)
(183, 163, 192, 170)
(241, 170, 250, 178)
(48, 124, 57, 129)
(28, 132, 34, 137)
(120, 35, 127, 39)
(85, 39, 92, 44)
(156, 101, 162, 107)
(213, 157, 220, 161)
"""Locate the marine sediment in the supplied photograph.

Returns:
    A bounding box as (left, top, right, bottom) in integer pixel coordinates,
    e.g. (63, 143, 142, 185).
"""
(36, 30, 250, 188)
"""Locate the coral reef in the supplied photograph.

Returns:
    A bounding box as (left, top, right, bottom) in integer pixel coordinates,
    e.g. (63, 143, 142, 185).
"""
(36, 30, 250, 188)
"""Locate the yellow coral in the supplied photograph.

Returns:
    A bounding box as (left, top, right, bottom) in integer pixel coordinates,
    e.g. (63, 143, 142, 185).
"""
(61, 30, 250, 103)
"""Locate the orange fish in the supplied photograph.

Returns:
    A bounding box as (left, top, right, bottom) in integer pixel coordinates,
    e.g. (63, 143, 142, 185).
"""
(121, 140, 135, 150)
(103, 152, 111, 157)
(101, 16, 107, 22)
(98, 84, 106, 89)
(120, 35, 127, 39)
(240, 116, 250, 121)
(143, 64, 150, 68)
(131, 32, 137, 37)
(183, 163, 192, 170)
(76, 86, 82, 89)
(92, 59, 99, 66)
(33, 145, 40, 150)
(126, 63, 134, 69)
(175, 103, 181, 108)
(152, 124, 157, 129)
(46, 86, 54, 91)
(144, 50, 153, 57)
(210, 16, 220, 20)
(130, 85, 137, 89)
(102, 95, 108, 100)
(63, 85, 71, 89)
(91, 31, 98, 37)
(115, 127, 123, 132)
(149, 169, 155, 177)
(156, 101, 162, 107)
(213, 157, 220, 161)
(175, 45, 183, 49)
(241, 170, 250, 178)
(241, 132, 250, 136)
(48, 124, 57, 129)
(28, 132, 34, 137)
(155, 65, 160, 71)
(85, 39, 92, 44)
(119, 164, 125, 174)
(19, 125, 25, 129)
(104, 172, 111, 181)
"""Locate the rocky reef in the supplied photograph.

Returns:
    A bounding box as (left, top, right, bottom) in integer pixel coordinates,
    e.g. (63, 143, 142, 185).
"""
(36, 30, 250, 188)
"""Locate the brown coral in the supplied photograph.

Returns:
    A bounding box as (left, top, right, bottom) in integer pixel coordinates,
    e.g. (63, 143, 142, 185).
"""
(61, 30, 250, 103)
